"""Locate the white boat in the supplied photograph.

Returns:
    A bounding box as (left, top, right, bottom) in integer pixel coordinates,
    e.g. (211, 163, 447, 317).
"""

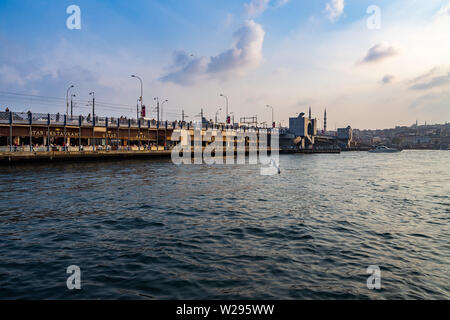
(369, 145, 402, 153)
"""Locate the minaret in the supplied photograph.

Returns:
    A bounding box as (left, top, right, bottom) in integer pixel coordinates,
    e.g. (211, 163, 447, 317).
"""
(324, 108, 327, 133)
(309, 107, 312, 120)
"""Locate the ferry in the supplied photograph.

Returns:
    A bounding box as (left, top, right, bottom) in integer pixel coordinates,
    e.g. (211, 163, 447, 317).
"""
(369, 145, 402, 153)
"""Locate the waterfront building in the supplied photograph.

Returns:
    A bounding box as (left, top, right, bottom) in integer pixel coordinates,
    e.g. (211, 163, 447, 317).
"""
(289, 113, 317, 149)
(337, 126, 352, 140)
(337, 126, 353, 148)
(289, 113, 317, 138)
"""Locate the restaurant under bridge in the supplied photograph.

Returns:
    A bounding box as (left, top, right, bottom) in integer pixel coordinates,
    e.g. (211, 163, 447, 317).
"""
(0, 111, 277, 155)
(0, 111, 183, 152)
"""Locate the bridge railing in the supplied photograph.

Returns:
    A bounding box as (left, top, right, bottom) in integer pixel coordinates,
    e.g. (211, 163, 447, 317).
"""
(0, 111, 284, 133)
(0, 111, 177, 129)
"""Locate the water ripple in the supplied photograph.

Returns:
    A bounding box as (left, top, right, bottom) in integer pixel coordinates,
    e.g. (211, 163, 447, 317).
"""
(0, 151, 449, 299)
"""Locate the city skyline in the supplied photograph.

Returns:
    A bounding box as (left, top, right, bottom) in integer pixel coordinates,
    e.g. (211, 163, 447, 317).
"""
(0, 0, 449, 130)
(0, 1, 449, 304)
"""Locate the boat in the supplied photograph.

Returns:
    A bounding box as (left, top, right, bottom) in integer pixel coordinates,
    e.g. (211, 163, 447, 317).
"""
(368, 145, 402, 153)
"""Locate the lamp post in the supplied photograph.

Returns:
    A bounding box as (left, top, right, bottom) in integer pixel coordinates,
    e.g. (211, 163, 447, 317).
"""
(89, 92, 95, 118)
(70, 94, 76, 119)
(131, 75, 143, 118)
(153, 97, 159, 124)
(153, 97, 168, 123)
(154, 97, 159, 123)
(136, 99, 140, 120)
(220, 94, 229, 123)
(266, 105, 274, 128)
(89, 92, 95, 151)
(161, 99, 168, 122)
(66, 85, 74, 117)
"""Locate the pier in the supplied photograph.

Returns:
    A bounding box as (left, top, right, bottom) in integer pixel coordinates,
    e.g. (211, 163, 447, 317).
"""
(0, 150, 172, 164)
(0, 111, 281, 164)
(0, 111, 178, 153)
(0, 110, 357, 164)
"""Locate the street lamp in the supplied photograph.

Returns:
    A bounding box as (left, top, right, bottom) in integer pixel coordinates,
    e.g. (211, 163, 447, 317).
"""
(89, 92, 95, 118)
(66, 85, 74, 117)
(220, 94, 229, 123)
(266, 105, 274, 128)
(131, 75, 143, 118)
(70, 94, 76, 119)
(153, 97, 168, 123)
(89, 92, 95, 151)
(136, 99, 140, 120)
(154, 97, 159, 123)
(161, 99, 168, 122)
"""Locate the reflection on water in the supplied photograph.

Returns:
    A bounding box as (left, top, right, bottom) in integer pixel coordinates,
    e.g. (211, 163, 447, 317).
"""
(0, 150, 449, 299)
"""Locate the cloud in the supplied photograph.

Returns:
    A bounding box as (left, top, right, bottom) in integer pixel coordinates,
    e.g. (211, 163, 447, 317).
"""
(408, 66, 450, 90)
(434, 2, 450, 23)
(296, 98, 316, 108)
(381, 75, 394, 84)
(223, 13, 234, 28)
(325, 0, 345, 22)
(0, 38, 141, 115)
(160, 20, 265, 85)
(243, 0, 288, 17)
(272, 67, 290, 75)
(275, 0, 290, 8)
(359, 43, 399, 64)
(410, 90, 450, 113)
(0, 65, 27, 86)
(244, 0, 270, 16)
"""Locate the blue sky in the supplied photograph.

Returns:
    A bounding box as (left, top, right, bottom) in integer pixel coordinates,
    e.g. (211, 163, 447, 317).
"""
(0, 0, 449, 129)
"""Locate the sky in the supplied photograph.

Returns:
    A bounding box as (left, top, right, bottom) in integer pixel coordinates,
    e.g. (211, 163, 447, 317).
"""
(0, 0, 449, 129)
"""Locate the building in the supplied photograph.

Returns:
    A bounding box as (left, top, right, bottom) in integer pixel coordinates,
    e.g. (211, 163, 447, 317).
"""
(289, 113, 317, 137)
(337, 126, 352, 140)
(289, 113, 318, 149)
(336, 126, 353, 148)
